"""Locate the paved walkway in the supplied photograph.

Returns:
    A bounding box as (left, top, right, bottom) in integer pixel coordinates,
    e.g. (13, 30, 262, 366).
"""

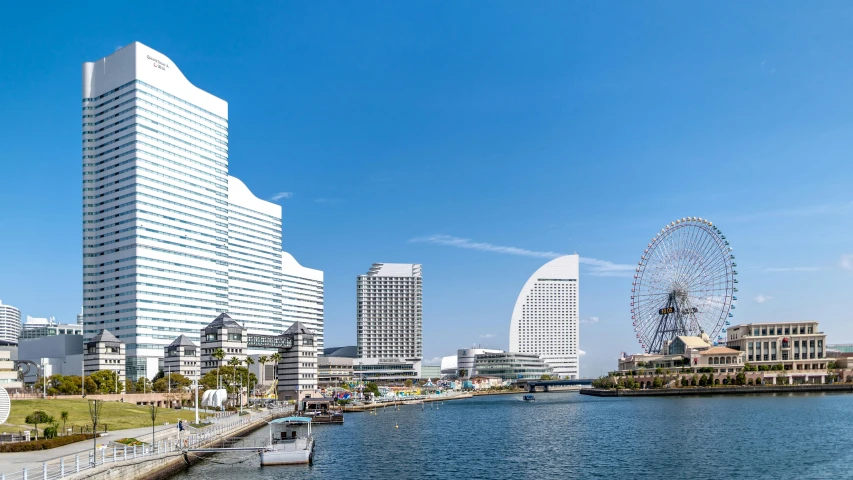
(1, 423, 185, 474)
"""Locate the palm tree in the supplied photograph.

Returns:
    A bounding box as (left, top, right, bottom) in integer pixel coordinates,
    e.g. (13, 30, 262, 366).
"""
(257, 355, 268, 386)
(270, 353, 281, 385)
(228, 357, 241, 389)
(60, 411, 69, 437)
(244, 357, 255, 404)
(212, 348, 226, 389)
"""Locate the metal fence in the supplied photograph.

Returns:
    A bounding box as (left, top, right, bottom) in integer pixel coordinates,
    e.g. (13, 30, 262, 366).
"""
(0, 406, 292, 480)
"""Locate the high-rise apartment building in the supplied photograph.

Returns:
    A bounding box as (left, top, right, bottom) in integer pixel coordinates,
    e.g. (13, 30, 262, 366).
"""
(509, 255, 580, 379)
(82, 42, 323, 380)
(0, 301, 22, 344)
(356, 263, 422, 360)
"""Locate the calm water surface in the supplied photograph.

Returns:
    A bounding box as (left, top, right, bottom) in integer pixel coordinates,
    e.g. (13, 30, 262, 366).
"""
(172, 391, 853, 479)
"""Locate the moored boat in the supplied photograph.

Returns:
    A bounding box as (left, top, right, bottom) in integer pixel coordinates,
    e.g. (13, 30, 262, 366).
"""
(523, 394, 535, 402)
(260, 416, 315, 466)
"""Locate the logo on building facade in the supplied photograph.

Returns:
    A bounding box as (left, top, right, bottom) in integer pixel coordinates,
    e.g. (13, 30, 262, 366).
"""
(146, 54, 170, 71)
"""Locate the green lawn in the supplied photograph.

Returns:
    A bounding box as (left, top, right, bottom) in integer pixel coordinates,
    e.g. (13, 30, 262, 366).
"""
(1, 399, 210, 435)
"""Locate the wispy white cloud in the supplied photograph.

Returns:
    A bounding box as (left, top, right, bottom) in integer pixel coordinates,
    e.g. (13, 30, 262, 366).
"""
(754, 294, 773, 304)
(841, 255, 853, 270)
(409, 234, 634, 277)
(270, 192, 294, 201)
(314, 198, 343, 206)
(578, 349, 587, 357)
(479, 333, 495, 339)
(581, 316, 600, 324)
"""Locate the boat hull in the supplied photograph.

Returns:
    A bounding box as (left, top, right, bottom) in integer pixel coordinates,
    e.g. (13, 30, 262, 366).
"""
(260, 438, 315, 466)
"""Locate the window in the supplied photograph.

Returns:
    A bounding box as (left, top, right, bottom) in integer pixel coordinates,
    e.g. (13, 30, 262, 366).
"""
(206, 333, 218, 341)
(228, 333, 242, 341)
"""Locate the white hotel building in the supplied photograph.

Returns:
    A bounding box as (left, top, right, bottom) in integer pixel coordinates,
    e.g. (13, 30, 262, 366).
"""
(509, 255, 580, 379)
(83, 42, 322, 380)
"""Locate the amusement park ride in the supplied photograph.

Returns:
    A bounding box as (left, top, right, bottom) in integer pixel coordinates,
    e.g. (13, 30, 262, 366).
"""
(631, 217, 738, 353)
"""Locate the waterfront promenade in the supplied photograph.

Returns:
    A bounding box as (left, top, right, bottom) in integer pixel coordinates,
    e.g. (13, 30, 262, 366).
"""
(342, 392, 472, 412)
(0, 406, 291, 480)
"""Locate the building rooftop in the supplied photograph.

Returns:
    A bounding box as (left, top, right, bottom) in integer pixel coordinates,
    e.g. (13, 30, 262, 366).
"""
(167, 335, 197, 348)
(324, 346, 358, 358)
(204, 313, 243, 331)
(675, 336, 712, 349)
(698, 346, 741, 356)
(282, 321, 315, 336)
(88, 329, 121, 345)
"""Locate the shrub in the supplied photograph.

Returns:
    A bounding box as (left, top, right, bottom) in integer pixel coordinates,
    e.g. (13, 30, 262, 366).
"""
(0, 434, 95, 453)
(747, 378, 754, 385)
(681, 377, 689, 387)
(652, 377, 663, 388)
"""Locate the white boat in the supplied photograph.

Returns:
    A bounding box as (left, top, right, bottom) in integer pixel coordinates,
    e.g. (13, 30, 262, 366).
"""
(260, 416, 315, 466)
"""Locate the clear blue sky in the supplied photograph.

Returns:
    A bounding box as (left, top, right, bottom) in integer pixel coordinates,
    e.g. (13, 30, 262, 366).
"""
(1, 2, 851, 376)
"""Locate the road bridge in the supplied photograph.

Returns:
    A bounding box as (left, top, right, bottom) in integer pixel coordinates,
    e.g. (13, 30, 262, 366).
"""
(523, 379, 593, 393)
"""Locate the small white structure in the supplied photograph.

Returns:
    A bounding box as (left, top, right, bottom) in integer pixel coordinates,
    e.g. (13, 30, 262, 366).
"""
(261, 417, 314, 466)
(201, 388, 229, 409)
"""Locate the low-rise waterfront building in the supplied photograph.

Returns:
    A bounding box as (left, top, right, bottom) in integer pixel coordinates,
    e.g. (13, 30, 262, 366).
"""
(474, 352, 553, 382)
(160, 335, 200, 379)
(277, 322, 319, 401)
(353, 358, 421, 383)
(83, 329, 125, 391)
(726, 321, 828, 368)
(200, 313, 247, 376)
(457, 348, 503, 379)
(318, 356, 353, 387)
(420, 365, 441, 379)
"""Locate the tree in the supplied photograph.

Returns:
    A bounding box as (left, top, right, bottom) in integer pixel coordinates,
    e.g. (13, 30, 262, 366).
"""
(708, 373, 715, 387)
(228, 357, 241, 391)
(776, 373, 789, 385)
(699, 374, 708, 387)
(25, 411, 50, 439)
(154, 372, 192, 393)
(681, 377, 689, 387)
(135, 377, 152, 393)
(458, 369, 468, 379)
(404, 379, 413, 388)
(690, 375, 698, 387)
(828, 361, 836, 370)
(244, 357, 255, 402)
(539, 374, 553, 380)
(257, 355, 268, 385)
(88, 370, 120, 394)
(652, 377, 663, 388)
(213, 349, 226, 389)
(60, 411, 69, 436)
(43, 416, 59, 439)
(735, 372, 746, 386)
(270, 353, 281, 383)
(363, 382, 380, 397)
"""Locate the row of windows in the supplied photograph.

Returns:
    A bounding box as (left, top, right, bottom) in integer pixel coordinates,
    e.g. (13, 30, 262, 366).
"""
(86, 122, 227, 166)
(86, 103, 228, 149)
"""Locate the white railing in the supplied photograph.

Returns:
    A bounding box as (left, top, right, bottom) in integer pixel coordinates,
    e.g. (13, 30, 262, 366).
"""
(0, 406, 292, 480)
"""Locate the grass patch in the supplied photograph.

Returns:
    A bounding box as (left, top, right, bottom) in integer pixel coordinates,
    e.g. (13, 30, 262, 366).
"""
(1, 399, 211, 434)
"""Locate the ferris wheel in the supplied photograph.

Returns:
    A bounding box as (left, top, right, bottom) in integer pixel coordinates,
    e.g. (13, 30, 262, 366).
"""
(630, 217, 737, 353)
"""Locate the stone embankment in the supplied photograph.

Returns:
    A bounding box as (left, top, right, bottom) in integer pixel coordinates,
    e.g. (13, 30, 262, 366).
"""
(343, 392, 472, 412)
(580, 383, 853, 397)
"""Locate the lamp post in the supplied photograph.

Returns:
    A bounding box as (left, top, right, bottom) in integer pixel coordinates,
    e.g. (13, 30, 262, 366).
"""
(40, 360, 46, 398)
(194, 370, 199, 425)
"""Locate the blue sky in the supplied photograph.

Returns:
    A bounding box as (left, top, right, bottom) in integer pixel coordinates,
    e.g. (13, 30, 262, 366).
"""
(0, 2, 851, 376)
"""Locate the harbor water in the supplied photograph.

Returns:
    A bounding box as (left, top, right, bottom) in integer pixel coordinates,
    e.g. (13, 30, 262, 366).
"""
(171, 391, 853, 479)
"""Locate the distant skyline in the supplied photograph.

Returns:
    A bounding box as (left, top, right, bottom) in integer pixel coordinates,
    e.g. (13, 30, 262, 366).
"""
(1, 2, 852, 376)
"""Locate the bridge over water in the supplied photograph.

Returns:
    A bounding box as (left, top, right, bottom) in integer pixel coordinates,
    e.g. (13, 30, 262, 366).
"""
(522, 379, 593, 393)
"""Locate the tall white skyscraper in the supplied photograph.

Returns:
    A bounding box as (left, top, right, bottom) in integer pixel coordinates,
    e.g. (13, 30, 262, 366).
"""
(281, 252, 324, 353)
(83, 42, 323, 380)
(356, 263, 422, 360)
(226, 176, 283, 335)
(0, 300, 22, 344)
(509, 255, 580, 379)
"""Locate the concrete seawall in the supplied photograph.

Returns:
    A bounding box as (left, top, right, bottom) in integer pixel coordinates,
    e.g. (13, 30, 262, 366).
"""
(580, 383, 853, 397)
(60, 412, 283, 480)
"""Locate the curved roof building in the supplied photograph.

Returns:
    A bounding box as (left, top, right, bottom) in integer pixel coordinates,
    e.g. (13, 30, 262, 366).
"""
(509, 255, 580, 379)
